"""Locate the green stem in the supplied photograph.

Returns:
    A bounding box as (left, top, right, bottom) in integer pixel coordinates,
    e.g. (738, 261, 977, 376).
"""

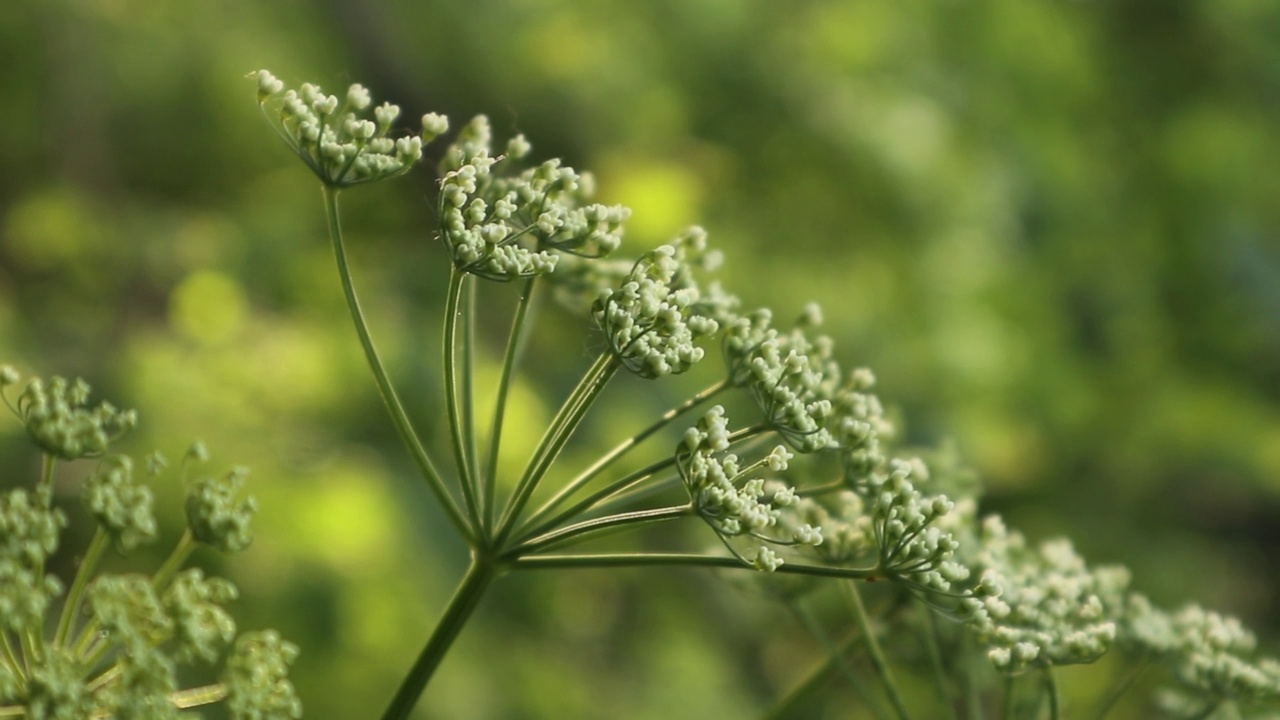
(379, 555, 499, 720)
(514, 553, 877, 580)
(516, 422, 765, 543)
(54, 528, 108, 647)
(171, 683, 228, 709)
(494, 352, 619, 546)
(1091, 655, 1149, 720)
(919, 603, 959, 720)
(522, 379, 729, 529)
(444, 267, 480, 527)
(484, 276, 539, 535)
(0, 705, 25, 718)
(844, 581, 913, 720)
(151, 529, 196, 592)
(1043, 668, 1060, 720)
(1002, 675, 1017, 720)
(463, 274, 480, 512)
(0, 633, 23, 682)
(322, 186, 472, 542)
(508, 504, 691, 556)
(515, 454, 678, 543)
(773, 602, 888, 720)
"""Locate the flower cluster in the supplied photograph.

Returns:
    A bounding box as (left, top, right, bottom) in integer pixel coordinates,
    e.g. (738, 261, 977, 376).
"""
(867, 458, 973, 594)
(1, 367, 136, 461)
(965, 516, 1130, 674)
(676, 406, 821, 570)
(593, 229, 724, 378)
(0, 365, 299, 719)
(722, 306, 842, 453)
(436, 115, 630, 280)
(1125, 595, 1280, 716)
(253, 69, 441, 188)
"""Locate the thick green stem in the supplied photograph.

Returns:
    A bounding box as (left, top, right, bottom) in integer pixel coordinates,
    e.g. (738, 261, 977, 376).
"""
(494, 352, 618, 545)
(484, 277, 539, 535)
(322, 186, 472, 541)
(509, 504, 691, 556)
(444, 267, 481, 527)
(524, 379, 729, 528)
(379, 556, 499, 720)
(844, 582, 913, 720)
(54, 528, 108, 647)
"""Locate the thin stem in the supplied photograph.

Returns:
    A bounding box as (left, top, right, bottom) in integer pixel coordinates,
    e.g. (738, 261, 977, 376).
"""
(1091, 655, 1150, 720)
(484, 276, 539, 535)
(514, 552, 877, 580)
(54, 528, 108, 647)
(322, 185, 472, 541)
(0, 705, 24, 718)
(379, 555, 499, 720)
(1043, 668, 1060, 720)
(524, 379, 729, 529)
(919, 602, 960, 720)
(508, 504, 691, 556)
(85, 664, 123, 693)
(516, 455, 679, 544)
(771, 602, 888, 720)
(444, 267, 480, 527)
(516, 422, 766, 544)
(844, 581, 913, 720)
(1002, 675, 1017, 720)
(0, 633, 22, 682)
(494, 352, 619, 546)
(151, 529, 196, 592)
(463, 274, 480, 512)
(171, 683, 228, 709)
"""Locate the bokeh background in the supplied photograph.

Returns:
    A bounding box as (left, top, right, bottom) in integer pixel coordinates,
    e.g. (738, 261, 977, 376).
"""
(2, 0, 1279, 717)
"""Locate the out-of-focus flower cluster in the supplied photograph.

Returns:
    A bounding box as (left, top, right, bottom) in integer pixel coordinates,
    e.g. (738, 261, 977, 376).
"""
(0, 364, 300, 719)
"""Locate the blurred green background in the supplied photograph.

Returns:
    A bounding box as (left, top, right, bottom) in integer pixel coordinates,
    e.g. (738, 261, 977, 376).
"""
(2, 0, 1279, 717)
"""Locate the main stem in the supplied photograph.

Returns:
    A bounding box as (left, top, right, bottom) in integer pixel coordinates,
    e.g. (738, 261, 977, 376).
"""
(322, 185, 471, 541)
(845, 582, 913, 720)
(379, 555, 499, 720)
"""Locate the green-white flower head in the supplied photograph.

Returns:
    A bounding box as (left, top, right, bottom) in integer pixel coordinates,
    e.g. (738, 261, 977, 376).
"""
(867, 457, 973, 595)
(88, 574, 173, 652)
(676, 406, 820, 571)
(833, 368, 894, 485)
(2, 370, 136, 461)
(0, 489, 66, 633)
(1125, 595, 1280, 712)
(223, 630, 303, 720)
(24, 648, 94, 720)
(253, 69, 440, 188)
(83, 454, 158, 553)
(593, 230, 723, 378)
(723, 306, 842, 453)
(968, 516, 1130, 674)
(185, 466, 257, 553)
(164, 568, 239, 664)
(437, 115, 630, 280)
